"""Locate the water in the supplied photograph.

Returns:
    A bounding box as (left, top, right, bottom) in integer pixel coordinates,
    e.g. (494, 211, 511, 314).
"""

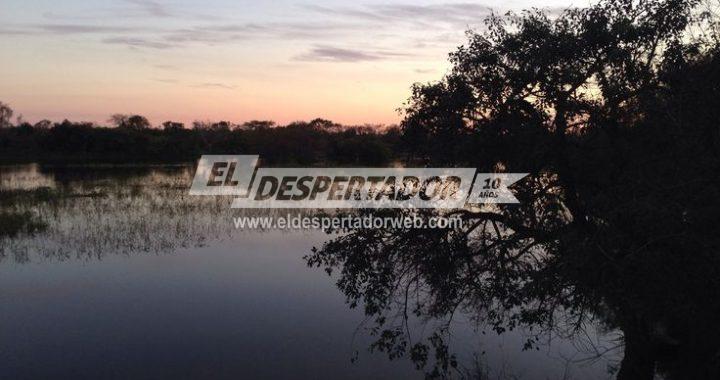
(0, 164, 619, 379)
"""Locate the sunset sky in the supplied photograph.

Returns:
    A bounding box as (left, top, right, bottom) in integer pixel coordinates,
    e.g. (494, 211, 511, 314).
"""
(0, 0, 582, 126)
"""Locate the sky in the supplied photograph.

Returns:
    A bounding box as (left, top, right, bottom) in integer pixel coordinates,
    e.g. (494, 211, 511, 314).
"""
(0, 0, 582, 127)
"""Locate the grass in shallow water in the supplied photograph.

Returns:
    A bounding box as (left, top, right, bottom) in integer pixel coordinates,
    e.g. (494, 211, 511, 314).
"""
(0, 187, 107, 207)
(0, 211, 47, 237)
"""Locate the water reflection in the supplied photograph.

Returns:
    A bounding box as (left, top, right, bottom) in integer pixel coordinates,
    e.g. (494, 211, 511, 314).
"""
(1, 164, 307, 262)
(0, 164, 620, 379)
(305, 197, 720, 378)
(1, 164, 228, 262)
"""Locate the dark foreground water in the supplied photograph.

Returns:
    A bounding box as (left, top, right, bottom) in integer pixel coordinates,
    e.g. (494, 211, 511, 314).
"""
(0, 164, 619, 379)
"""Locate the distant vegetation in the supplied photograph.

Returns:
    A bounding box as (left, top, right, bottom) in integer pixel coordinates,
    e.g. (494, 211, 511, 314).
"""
(0, 107, 402, 166)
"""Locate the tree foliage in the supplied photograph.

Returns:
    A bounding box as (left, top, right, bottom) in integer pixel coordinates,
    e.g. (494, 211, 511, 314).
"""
(0, 113, 402, 165)
(308, 1, 720, 379)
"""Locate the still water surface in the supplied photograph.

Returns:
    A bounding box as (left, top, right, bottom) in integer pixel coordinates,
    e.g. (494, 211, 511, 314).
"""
(0, 164, 619, 379)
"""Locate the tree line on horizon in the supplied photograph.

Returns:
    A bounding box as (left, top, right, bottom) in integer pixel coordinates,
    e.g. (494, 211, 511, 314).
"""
(0, 104, 402, 165)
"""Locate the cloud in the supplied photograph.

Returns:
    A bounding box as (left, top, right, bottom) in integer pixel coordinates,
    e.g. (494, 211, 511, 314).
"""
(4, 2, 562, 58)
(103, 37, 175, 49)
(41, 0, 220, 22)
(124, 0, 172, 18)
(302, 3, 494, 28)
(160, 21, 371, 44)
(153, 64, 178, 70)
(0, 23, 142, 36)
(191, 82, 237, 90)
(294, 45, 409, 62)
(0, 28, 31, 35)
(301, 5, 387, 22)
(39, 24, 138, 34)
(0, 20, 362, 47)
(303, 3, 575, 30)
(3, 2, 493, 49)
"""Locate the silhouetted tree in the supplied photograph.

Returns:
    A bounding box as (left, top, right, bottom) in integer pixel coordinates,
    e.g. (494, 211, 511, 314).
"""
(109, 114, 150, 130)
(0, 113, 401, 164)
(161, 121, 185, 131)
(33, 119, 52, 130)
(241, 120, 275, 130)
(308, 1, 720, 379)
(309, 118, 341, 130)
(0, 102, 13, 128)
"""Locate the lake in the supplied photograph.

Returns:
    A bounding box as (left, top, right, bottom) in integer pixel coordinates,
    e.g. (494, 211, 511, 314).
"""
(0, 164, 619, 379)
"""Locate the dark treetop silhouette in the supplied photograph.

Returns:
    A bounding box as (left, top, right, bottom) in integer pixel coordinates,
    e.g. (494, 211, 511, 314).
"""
(0, 111, 401, 166)
(307, 0, 720, 379)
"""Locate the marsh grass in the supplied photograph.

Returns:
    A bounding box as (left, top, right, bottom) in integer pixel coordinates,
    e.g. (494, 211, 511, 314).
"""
(0, 211, 48, 237)
(0, 187, 59, 206)
(0, 166, 276, 262)
(0, 165, 330, 263)
(0, 185, 106, 241)
(0, 186, 107, 206)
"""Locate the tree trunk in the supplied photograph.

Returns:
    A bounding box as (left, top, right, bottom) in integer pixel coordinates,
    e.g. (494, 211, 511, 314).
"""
(617, 329, 656, 380)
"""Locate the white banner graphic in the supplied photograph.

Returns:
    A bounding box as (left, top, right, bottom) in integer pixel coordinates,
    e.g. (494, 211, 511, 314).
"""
(189, 155, 526, 208)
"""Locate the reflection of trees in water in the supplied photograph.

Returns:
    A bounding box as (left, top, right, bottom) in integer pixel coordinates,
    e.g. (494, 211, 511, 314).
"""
(309, 1, 720, 379)
(0, 167, 229, 262)
(309, 184, 720, 379)
(307, 208, 611, 378)
(0, 167, 311, 262)
(0, 164, 340, 263)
